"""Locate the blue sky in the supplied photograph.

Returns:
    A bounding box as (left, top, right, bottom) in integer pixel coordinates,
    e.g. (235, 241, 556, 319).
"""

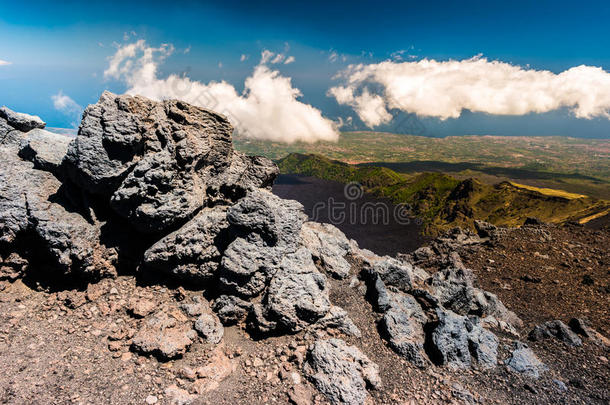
(1, 0, 610, 139)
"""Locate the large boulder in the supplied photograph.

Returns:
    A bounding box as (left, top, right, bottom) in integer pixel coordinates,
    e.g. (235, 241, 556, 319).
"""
(429, 308, 498, 369)
(64, 92, 277, 233)
(304, 338, 381, 405)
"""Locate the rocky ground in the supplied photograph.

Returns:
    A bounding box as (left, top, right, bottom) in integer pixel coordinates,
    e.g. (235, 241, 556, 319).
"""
(0, 96, 608, 405)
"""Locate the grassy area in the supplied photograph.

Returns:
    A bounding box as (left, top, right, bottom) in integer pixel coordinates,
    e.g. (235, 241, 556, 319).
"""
(277, 153, 610, 235)
(509, 182, 587, 199)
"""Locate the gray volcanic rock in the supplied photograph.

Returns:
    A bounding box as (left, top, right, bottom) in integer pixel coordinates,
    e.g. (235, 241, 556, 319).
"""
(430, 308, 499, 369)
(371, 257, 415, 292)
(362, 268, 391, 312)
(18, 128, 72, 174)
(0, 147, 117, 279)
(300, 222, 352, 279)
(194, 313, 224, 344)
(227, 189, 306, 248)
(505, 341, 547, 379)
(64, 92, 277, 233)
(467, 318, 499, 369)
(304, 338, 381, 405)
(430, 308, 472, 369)
(219, 235, 281, 298)
(213, 295, 252, 325)
(0, 106, 46, 132)
(265, 247, 331, 332)
(380, 293, 428, 367)
(529, 320, 582, 347)
(143, 207, 229, 283)
(427, 266, 476, 315)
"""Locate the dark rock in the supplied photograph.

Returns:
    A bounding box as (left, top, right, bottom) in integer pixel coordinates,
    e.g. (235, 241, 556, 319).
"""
(64, 92, 276, 233)
(370, 257, 414, 292)
(18, 129, 72, 174)
(227, 189, 306, 248)
(429, 308, 498, 369)
(304, 338, 381, 405)
(0, 106, 46, 132)
(427, 266, 476, 315)
(362, 268, 391, 312)
(213, 295, 252, 325)
(429, 308, 472, 369)
(505, 341, 547, 379)
(0, 148, 117, 280)
(380, 293, 428, 367)
(528, 320, 582, 347)
(265, 247, 331, 332)
(474, 220, 497, 238)
(143, 207, 229, 284)
(300, 222, 352, 279)
(219, 235, 280, 298)
(523, 217, 545, 226)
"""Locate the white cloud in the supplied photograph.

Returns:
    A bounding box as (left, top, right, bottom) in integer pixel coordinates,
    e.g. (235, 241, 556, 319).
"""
(52, 91, 83, 127)
(240, 54, 248, 62)
(0, 59, 11, 66)
(52, 91, 81, 113)
(104, 41, 339, 144)
(328, 51, 338, 63)
(184, 45, 191, 54)
(284, 56, 295, 64)
(329, 56, 610, 127)
(260, 50, 274, 64)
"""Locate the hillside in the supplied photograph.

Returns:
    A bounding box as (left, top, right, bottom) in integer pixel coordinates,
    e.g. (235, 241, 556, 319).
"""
(235, 132, 610, 199)
(277, 153, 610, 235)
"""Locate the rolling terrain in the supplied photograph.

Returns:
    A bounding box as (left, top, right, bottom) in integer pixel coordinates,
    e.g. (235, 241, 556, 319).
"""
(277, 153, 610, 235)
(234, 132, 610, 199)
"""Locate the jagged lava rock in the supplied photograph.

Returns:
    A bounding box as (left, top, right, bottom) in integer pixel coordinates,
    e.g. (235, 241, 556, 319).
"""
(64, 91, 277, 233)
(304, 338, 381, 405)
(0, 146, 117, 279)
(143, 207, 229, 283)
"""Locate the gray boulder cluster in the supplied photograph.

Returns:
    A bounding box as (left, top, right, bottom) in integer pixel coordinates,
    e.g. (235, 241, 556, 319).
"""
(0, 94, 546, 405)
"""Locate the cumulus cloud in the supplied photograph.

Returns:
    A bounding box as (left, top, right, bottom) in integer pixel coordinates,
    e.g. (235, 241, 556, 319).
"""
(329, 56, 610, 127)
(104, 41, 338, 143)
(284, 56, 295, 64)
(240, 54, 248, 62)
(52, 91, 83, 127)
(0, 59, 11, 66)
(52, 91, 81, 113)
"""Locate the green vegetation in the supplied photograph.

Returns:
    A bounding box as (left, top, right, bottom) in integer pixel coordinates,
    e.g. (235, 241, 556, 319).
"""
(277, 153, 610, 235)
(235, 132, 610, 199)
